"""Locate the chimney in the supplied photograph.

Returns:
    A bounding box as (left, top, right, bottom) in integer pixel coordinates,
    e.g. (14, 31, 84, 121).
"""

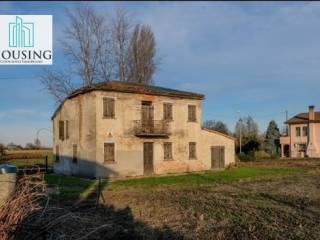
(309, 105, 315, 121)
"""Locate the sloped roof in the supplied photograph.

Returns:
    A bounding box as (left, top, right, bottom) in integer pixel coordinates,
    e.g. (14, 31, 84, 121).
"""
(52, 81, 204, 119)
(202, 128, 236, 141)
(68, 81, 205, 100)
(285, 112, 320, 124)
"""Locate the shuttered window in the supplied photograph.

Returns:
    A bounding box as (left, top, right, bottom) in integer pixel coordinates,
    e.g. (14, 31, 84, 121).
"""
(163, 103, 173, 121)
(59, 120, 64, 140)
(296, 127, 301, 137)
(103, 98, 115, 118)
(164, 142, 173, 160)
(55, 145, 60, 162)
(104, 143, 115, 162)
(66, 120, 69, 139)
(302, 126, 308, 136)
(188, 105, 196, 122)
(72, 144, 77, 164)
(189, 142, 197, 159)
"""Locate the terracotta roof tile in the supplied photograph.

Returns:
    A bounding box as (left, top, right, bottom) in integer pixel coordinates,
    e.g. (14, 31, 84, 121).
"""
(285, 112, 320, 124)
(68, 81, 205, 100)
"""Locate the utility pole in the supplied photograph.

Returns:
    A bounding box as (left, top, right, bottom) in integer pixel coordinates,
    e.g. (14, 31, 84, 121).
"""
(285, 110, 288, 135)
(237, 111, 242, 153)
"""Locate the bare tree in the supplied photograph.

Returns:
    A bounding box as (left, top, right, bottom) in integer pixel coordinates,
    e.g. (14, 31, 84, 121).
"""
(127, 24, 157, 85)
(41, 7, 159, 102)
(112, 8, 132, 81)
(62, 7, 112, 86)
(41, 69, 75, 103)
(203, 120, 230, 135)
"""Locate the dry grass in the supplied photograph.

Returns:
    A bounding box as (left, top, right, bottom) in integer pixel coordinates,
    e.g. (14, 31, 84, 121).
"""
(3, 149, 52, 160)
(102, 173, 320, 239)
(0, 174, 47, 240)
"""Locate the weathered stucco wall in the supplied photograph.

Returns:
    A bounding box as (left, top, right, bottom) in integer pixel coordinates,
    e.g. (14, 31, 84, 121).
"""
(53, 92, 97, 178)
(200, 129, 235, 168)
(53, 90, 235, 178)
(94, 91, 235, 177)
(288, 123, 320, 158)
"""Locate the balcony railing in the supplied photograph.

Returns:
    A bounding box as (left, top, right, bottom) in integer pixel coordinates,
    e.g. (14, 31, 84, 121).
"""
(133, 120, 170, 137)
(280, 135, 290, 145)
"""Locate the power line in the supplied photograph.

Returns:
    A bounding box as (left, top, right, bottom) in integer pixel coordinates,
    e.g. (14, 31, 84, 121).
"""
(0, 77, 38, 80)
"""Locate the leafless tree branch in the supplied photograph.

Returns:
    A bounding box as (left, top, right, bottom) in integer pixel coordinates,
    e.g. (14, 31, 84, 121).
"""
(41, 7, 159, 102)
(127, 24, 157, 85)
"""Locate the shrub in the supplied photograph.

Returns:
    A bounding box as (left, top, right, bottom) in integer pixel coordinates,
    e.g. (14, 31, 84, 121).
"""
(237, 152, 255, 162)
(254, 150, 271, 160)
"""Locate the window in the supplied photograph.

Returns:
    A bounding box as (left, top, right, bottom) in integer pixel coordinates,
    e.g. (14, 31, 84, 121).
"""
(302, 126, 308, 136)
(188, 105, 196, 122)
(298, 144, 307, 152)
(163, 103, 173, 121)
(66, 120, 69, 140)
(103, 98, 115, 118)
(55, 145, 60, 162)
(296, 127, 301, 137)
(59, 120, 64, 140)
(72, 144, 77, 164)
(189, 142, 197, 159)
(164, 142, 173, 160)
(104, 143, 115, 162)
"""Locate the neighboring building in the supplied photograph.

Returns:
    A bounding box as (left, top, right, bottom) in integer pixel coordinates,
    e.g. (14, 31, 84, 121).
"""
(52, 81, 235, 178)
(280, 105, 320, 158)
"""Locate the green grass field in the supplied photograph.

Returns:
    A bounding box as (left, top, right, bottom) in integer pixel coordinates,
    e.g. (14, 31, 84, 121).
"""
(45, 166, 306, 201)
(8, 155, 53, 167)
(1, 149, 53, 168)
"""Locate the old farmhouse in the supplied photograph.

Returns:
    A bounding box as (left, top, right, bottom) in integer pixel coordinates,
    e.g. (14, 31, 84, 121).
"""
(52, 81, 235, 178)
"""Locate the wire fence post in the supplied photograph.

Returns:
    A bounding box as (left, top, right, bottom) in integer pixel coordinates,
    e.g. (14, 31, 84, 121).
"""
(96, 177, 101, 206)
(45, 156, 48, 173)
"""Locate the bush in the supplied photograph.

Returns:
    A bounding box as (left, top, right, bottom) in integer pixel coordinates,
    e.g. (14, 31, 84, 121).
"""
(254, 150, 271, 160)
(237, 152, 255, 162)
(238, 150, 280, 162)
(0, 144, 4, 157)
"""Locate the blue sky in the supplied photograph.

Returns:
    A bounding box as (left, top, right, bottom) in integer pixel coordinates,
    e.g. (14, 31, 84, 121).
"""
(1, 1, 320, 146)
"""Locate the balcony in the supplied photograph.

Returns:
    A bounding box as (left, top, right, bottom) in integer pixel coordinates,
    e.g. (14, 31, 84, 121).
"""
(133, 120, 170, 138)
(280, 135, 290, 145)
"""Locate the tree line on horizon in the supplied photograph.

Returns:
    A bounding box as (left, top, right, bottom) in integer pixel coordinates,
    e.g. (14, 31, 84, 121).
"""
(203, 117, 281, 159)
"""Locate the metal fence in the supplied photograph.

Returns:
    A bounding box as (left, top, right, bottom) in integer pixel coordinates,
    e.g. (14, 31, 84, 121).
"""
(0, 156, 52, 174)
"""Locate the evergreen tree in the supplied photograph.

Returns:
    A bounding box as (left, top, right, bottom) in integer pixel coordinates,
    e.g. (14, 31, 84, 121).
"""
(265, 120, 280, 156)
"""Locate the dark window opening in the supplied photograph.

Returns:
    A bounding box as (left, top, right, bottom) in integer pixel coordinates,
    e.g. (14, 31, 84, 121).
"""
(296, 127, 301, 137)
(189, 142, 197, 159)
(104, 143, 115, 162)
(103, 98, 115, 118)
(59, 120, 64, 141)
(163, 103, 173, 121)
(188, 105, 196, 122)
(302, 126, 308, 136)
(164, 142, 173, 160)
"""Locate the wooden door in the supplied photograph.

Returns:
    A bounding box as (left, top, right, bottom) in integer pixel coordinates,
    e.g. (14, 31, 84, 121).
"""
(141, 101, 154, 133)
(211, 146, 225, 169)
(143, 142, 154, 174)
